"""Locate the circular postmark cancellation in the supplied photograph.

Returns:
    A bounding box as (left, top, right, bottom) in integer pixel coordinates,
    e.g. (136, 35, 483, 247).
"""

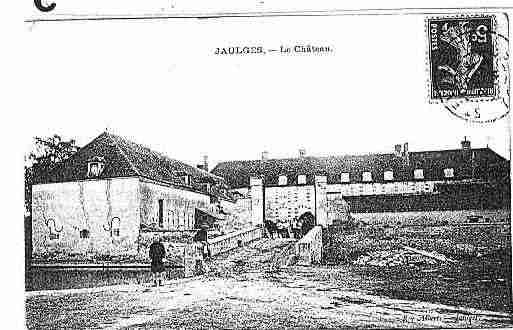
(426, 14, 510, 123)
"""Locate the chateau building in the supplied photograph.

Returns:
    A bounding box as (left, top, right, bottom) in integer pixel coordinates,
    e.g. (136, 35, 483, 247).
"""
(30, 133, 510, 261)
(31, 132, 232, 261)
(211, 139, 510, 226)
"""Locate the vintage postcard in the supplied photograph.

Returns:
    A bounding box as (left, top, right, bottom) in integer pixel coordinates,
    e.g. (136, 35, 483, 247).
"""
(18, 2, 512, 330)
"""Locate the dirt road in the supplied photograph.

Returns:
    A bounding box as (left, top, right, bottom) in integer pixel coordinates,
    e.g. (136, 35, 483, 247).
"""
(26, 239, 512, 329)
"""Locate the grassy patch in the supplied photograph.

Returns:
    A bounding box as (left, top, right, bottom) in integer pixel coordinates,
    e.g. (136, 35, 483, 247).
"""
(322, 214, 511, 313)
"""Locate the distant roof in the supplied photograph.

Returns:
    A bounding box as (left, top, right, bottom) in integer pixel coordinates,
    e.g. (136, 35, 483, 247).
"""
(211, 148, 509, 188)
(35, 132, 225, 193)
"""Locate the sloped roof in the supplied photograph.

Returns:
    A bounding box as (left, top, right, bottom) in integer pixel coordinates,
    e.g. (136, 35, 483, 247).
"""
(211, 148, 509, 188)
(36, 132, 224, 190)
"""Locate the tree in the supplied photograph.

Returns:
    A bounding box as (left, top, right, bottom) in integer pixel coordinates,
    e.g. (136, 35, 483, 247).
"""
(24, 135, 80, 268)
(25, 135, 80, 216)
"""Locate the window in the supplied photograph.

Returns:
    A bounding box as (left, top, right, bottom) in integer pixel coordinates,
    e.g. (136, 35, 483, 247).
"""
(278, 175, 287, 186)
(341, 172, 350, 183)
(384, 170, 394, 181)
(158, 199, 164, 227)
(112, 217, 121, 237)
(414, 169, 424, 180)
(362, 172, 372, 182)
(87, 156, 105, 178)
(298, 175, 306, 185)
(444, 168, 454, 178)
(182, 175, 191, 186)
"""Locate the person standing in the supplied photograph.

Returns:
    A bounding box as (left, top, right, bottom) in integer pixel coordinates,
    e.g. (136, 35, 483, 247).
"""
(193, 225, 210, 259)
(149, 235, 166, 287)
(291, 217, 301, 239)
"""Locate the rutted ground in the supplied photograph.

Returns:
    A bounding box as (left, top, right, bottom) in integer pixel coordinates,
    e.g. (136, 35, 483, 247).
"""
(26, 239, 512, 329)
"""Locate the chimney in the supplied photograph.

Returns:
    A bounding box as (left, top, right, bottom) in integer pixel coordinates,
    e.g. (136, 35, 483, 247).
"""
(299, 148, 306, 158)
(394, 144, 402, 156)
(196, 155, 209, 171)
(461, 137, 471, 150)
(403, 142, 410, 165)
(202, 155, 209, 172)
(261, 151, 269, 161)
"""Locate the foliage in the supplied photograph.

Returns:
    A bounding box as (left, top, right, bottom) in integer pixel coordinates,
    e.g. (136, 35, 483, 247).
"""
(25, 134, 80, 216)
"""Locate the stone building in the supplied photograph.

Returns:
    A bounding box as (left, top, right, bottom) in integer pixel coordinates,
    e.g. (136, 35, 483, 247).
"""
(211, 139, 510, 227)
(31, 132, 233, 262)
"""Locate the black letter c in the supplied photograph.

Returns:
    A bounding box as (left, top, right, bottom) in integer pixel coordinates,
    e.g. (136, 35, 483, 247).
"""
(34, 0, 56, 12)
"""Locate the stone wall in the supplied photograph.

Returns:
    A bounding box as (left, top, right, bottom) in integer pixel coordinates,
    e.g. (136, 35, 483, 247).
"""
(31, 177, 214, 264)
(250, 177, 264, 226)
(31, 177, 141, 262)
(218, 198, 253, 233)
(208, 227, 263, 256)
(264, 185, 315, 223)
(351, 209, 511, 226)
(139, 179, 210, 230)
(314, 176, 328, 226)
(137, 230, 202, 266)
(295, 225, 323, 265)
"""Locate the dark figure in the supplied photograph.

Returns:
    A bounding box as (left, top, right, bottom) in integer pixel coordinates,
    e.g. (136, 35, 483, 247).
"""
(264, 220, 278, 238)
(299, 211, 316, 237)
(291, 217, 301, 239)
(193, 227, 211, 259)
(193, 227, 208, 242)
(149, 235, 166, 287)
(276, 219, 290, 238)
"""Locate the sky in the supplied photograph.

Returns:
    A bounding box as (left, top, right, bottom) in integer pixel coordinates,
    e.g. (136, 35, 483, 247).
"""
(23, 13, 510, 169)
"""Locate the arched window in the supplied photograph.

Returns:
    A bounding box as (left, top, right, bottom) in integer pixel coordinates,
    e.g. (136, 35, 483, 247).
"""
(111, 217, 121, 237)
(278, 175, 287, 186)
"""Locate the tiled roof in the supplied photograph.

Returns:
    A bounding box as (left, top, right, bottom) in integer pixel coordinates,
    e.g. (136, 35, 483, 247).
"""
(211, 148, 509, 188)
(36, 132, 225, 192)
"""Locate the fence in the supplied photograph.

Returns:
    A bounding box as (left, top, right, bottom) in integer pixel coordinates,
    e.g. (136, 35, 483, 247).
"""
(208, 227, 263, 256)
(295, 225, 323, 266)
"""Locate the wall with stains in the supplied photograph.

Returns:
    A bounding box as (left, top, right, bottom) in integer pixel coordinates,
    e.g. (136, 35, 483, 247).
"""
(264, 185, 316, 223)
(139, 180, 211, 230)
(31, 177, 141, 262)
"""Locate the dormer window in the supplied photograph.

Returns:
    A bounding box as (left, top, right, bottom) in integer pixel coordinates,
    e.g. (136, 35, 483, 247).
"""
(341, 173, 350, 183)
(183, 175, 191, 185)
(384, 170, 394, 181)
(278, 175, 287, 186)
(87, 156, 105, 178)
(362, 172, 372, 182)
(176, 172, 190, 186)
(444, 168, 455, 178)
(173, 171, 191, 186)
(414, 169, 424, 180)
(298, 175, 306, 185)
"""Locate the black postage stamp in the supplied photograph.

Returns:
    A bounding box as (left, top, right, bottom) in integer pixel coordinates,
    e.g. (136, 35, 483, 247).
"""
(428, 16, 496, 101)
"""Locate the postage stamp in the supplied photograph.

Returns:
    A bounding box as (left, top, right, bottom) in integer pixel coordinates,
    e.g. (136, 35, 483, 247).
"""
(428, 16, 496, 100)
(426, 14, 510, 123)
